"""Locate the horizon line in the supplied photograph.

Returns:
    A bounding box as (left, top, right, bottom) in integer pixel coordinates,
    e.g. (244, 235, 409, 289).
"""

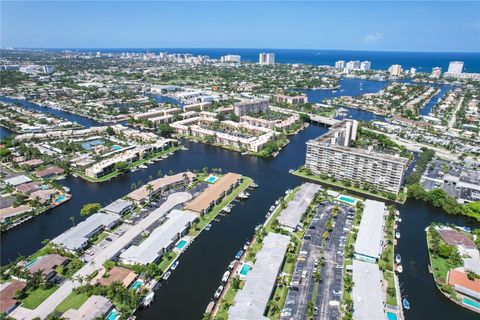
(3, 47, 480, 54)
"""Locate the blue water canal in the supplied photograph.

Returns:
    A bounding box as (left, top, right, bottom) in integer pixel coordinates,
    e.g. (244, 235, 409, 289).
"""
(0, 79, 478, 320)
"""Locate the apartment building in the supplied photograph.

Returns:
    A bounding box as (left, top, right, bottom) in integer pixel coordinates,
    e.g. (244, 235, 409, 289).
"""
(305, 120, 408, 195)
(272, 94, 308, 105)
(233, 99, 269, 116)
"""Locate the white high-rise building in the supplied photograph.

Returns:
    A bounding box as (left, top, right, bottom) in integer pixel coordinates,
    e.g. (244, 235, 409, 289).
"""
(410, 67, 417, 76)
(447, 61, 464, 74)
(259, 52, 275, 65)
(221, 55, 241, 63)
(345, 60, 360, 71)
(431, 67, 442, 78)
(335, 60, 346, 69)
(389, 64, 403, 76)
(360, 61, 371, 71)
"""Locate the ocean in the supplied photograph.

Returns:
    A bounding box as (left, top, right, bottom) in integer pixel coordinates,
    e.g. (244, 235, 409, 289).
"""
(50, 48, 480, 73)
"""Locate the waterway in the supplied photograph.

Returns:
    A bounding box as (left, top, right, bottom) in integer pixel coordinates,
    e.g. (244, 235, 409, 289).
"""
(1, 82, 478, 320)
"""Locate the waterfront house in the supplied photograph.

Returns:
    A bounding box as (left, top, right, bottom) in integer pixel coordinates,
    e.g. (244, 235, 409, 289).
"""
(26, 254, 69, 280)
(0, 280, 26, 314)
(62, 295, 113, 320)
(103, 199, 134, 215)
(97, 266, 137, 287)
(35, 166, 65, 179)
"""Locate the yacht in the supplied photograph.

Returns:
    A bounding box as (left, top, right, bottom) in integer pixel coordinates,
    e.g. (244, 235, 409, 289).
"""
(171, 261, 179, 270)
(205, 224, 212, 231)
(397, 265, 403, 273)
(221, 271, 231, 283)
(395, 231, 401, 239)
(142, 292, 155, 307)
(163, 271, 171, 280)
(139, 164, 148, 169)
(403, 298, 410, 310)
(214, 285, 224, 300)
(395, 254, 401, 264)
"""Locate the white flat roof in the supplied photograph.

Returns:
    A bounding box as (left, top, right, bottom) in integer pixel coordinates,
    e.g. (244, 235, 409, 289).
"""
(354, 199, 385, 260)
(120, 209, 196, 265)
(4, 175, 32, 186)
(228, 233, 290, 320)
(277, 183, 321, 229)
(352, 260, 385, 320)
(52, 213, 120, 251)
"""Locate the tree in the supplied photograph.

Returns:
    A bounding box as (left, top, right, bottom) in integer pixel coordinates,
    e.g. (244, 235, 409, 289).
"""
(158, 124, 174, 136)
(157, 169, 163, 177)
(146, 184, 154, 201)
(80, 203, 102, 216)
(106, 126, 115, 136)
(114, 161, 128, 172)
(131, 182, 137, 191)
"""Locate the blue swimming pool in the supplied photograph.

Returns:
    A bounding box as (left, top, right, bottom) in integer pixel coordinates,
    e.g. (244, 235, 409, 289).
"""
(386, 312, 398, 320)
(130, 280, 144, 290)
(54, 195, 65, 203)
(204, 175, 219, 184)
(239, 264, 251, 276)
(25, 258, 38, 269)
(337, 195, 357, 205)
(111, 145, 122, 151)
(176, 240, 188, 250)
(463, 297, 480, 310)
(106, 308, 120, 320)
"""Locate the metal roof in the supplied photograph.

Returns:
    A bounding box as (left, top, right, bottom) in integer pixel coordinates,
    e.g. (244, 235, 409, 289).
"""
(120, 209, 196, 265)
(352, 260, 385, 320)
(103, 199, 133, 215)
(228, 233, 290, 320)
(354, 199, 385, 260)
(277, 183, 321, 229)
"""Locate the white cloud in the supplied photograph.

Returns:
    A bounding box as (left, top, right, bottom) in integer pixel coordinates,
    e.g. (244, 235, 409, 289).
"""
(364, 32, 382, 43)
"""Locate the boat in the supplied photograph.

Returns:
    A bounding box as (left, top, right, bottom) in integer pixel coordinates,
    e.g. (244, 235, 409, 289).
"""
(251, 182, 258, 188)
(221, 271, 231, 283)
(235, 250, 244, 260)
(130, 168, 138, 172)
(243, 241, 250, 251)
(395, 231, 401, 239)
(63, 186, 70, 192)
(72, 173, 78, 178)
(161, 155, 168, 159)
(222, 206, 231, 213)
(139, 164, 148, 169)
(214, 285, 224, 300)
(205, 224, 212, 231)
(238, 192, 248, 199)
(288, 169, 294, 174)
(395, 254, 401, 264)
(402, 298, 410, 310)
(142, 292, 155, 307)
(163, 271, 171, 280)
(171, 261, 179, 270)
(228, 260, 237, 270)
(397, 265, 403, 273)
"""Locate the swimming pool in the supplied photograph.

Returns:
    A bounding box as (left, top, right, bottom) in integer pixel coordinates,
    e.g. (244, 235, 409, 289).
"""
(337, 195, 357, 205)
(463, 297, 480, 310)
(204, 175, 219, 184)
(111, 145, 122, 151)
(106, 308, 120, 320)
(54, 195, 65, 203)
(176, 240, 188, 250)
(386, 312, 398, 320)
(239, 264, 251, 276)
(25, 258, 38, 269)
(130, 279, 144, 290)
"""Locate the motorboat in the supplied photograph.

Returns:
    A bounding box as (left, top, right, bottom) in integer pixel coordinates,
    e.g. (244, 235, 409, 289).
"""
(171, 261, 179, 270)
(395, 231, 401, 239)
(395, 254, 402, 264)
(205, 224, 212, 231)
(163, 271, 171, 280)
(402, 298, 410, 310)
(235, 250, 244, 260)
(214, 285, 224, 300)
(139, 164, 148, 169)
(397, 265, 403, 273)
(142, 292, 155, 307)
(222, 271, 231, 283)
(238, 192, 248, 199)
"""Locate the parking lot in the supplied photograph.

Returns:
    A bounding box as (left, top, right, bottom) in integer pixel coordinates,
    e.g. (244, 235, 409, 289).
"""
(315, 204, 353, 320)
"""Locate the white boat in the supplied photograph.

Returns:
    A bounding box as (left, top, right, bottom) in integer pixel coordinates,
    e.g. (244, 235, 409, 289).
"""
(238, 192, 248, 199)
(63, 186, 70, 192)
(163, 271, 171, 280)
(205, 224, 212, 231)
(139, 164, 148, 169)
(72, 173, 78, 178)
(214, 285, 224, 300)
(222, 206, 231, 213)
(222, 271, 231, 283)
(395, 254, 401, 264)
(161, 155, 168, 159)
(397, 265, 403, 273)
(251, 183, 258, 188)
(288, 169, 294, 173)
(171, 261, 179, 270)
(395, 231, 401, 239)
(142, 292, 155, 307)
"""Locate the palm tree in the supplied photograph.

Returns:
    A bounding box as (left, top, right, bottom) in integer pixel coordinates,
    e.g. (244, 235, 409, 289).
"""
(157, 169, 163, 177)
(146, 184, 154, 203)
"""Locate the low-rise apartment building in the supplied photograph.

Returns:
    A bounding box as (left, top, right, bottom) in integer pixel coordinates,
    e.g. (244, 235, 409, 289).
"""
(272, 93, 308, 105)
(233, 99, 269, 116)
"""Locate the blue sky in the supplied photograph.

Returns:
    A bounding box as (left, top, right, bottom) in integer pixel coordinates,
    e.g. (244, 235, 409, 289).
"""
(1, 1, 479, 52)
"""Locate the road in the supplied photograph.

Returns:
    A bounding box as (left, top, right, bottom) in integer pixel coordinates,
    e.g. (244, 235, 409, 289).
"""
(11, 192, 192, 320)
(448, 97, 464, 129)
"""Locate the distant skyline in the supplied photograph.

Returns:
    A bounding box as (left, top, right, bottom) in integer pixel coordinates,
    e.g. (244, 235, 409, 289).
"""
(1, 1, 480, 52)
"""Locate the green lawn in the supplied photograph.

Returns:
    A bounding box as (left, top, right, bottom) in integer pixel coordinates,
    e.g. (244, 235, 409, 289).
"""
(292, 169, 404, 203)
(158, 252, 178, 272)
(383, 271, 397, 306)
(56, 292, 90, 313)
(214, 281, 244, 320)
(21, 285, 58, 309)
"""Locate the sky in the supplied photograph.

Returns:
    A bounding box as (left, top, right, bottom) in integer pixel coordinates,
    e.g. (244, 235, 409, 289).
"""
(1, 1, 479, 52)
